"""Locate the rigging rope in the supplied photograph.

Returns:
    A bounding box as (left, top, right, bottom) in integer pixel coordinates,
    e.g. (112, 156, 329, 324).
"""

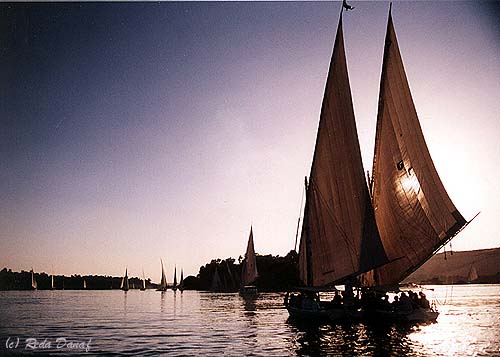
(294, 183, 306, 252)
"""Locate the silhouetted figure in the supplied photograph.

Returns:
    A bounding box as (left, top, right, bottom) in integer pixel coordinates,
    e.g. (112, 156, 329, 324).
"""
(332, 291, 343, 306)
(343, 0, 355, 11)
(419, 292, 430, 308)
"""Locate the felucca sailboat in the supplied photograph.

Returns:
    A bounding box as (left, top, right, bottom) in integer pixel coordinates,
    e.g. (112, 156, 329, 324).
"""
(31, 268, 37, 290)
(240, 226, 259, 294)
(140, 269, 146, 291)
(157, 259, 168, 291)
(172, 266, 177, 291)
(467, 265, 478, 283)
(178, 269, 184, 292)
(286, 5, 474, 323)
(121, 268, 129, 291)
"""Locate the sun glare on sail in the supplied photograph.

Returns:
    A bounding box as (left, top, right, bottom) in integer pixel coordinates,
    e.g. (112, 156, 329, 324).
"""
(402, 167, 421, 194)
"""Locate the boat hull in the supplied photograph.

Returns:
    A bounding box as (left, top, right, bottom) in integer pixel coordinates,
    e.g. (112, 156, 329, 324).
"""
(367, 308, 439, 323)
(240, 286, 258, 295)
(287, 305, 345, 322)
(287, 304, 438, 324)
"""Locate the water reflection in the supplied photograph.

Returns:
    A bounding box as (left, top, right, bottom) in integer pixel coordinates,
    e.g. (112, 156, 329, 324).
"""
(288, 319, 422, 356)
(160, 290, 166, 313)
(123, 291, 127, 316)
(240, 293, 257, 316)
(0, 286, 498, 355)
(173, 290, 177, 318)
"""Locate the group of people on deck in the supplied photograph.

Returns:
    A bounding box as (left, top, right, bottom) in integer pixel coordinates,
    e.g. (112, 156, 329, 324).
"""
(285, 288, 431, 313)
(359, 289, 430, 312)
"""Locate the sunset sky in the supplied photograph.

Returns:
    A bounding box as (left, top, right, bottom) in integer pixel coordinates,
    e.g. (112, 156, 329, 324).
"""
(1, 1, 499, 281)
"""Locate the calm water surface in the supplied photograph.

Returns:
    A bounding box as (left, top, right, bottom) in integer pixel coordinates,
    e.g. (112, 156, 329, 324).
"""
(0, 285, 498, 355)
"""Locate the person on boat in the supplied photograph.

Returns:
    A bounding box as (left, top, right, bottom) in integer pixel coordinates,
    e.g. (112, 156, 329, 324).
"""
(399, 292, 413, 312)
(332, 291, 343, 307)
(379, 293, 391, 311)
(391, 295, 400, 311)
(301, 291, 320, 311)
(419, 292, 430, 308)
(289, 293, 301, 308)
(343, 279, 356, 307)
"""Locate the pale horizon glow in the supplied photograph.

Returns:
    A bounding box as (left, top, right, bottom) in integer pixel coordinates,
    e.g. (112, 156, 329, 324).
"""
(1, 2, 499, 281)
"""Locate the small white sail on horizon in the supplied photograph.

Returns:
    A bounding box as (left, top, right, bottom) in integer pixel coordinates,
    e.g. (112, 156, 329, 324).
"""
(158, 259, 167, 291)
(172, 266, 177, 291)
(467, 265, 479, 283)
(210, 266, 223, 292)
(31, 268, 37, 290)
(120, 268, 129, 291)
(141, 268, 146, 290)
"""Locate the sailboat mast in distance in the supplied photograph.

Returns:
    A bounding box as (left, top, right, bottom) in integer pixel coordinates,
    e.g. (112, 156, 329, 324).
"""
(362, 7, 467, 287)
(298, 13, 388, 288)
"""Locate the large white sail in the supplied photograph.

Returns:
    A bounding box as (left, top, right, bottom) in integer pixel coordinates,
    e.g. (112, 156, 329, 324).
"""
(361, 7, 467, 287)
(298, 14, 388, 287)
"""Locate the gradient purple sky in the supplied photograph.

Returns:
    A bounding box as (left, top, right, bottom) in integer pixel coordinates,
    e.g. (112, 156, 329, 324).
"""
(1, 1, 499, 281)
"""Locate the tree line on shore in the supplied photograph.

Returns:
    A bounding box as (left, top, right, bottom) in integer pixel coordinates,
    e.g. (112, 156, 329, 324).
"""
(0, 250, 300, 291)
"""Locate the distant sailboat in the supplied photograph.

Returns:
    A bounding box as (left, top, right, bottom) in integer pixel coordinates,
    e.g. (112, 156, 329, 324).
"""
(31, 268, 37, 290)
(83, 279, 87, 289)
(178, 269, 184, 292)
(172, 266, 177, 291)
(226, 261, 238, 292)
(51, 272, 54, 290)
(467, 265, 478, 283)
(140, 269, 146, 291)
(120, 268, 129, 291)
(157, 259, 167, 291)
(240, 226, 259, 294)
(210, 266, 223, 292)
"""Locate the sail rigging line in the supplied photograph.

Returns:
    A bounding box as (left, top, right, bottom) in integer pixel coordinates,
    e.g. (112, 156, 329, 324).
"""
(294, 181, 306, 252)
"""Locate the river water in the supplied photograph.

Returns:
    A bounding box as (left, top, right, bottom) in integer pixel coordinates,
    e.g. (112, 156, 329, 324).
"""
(0, 285, 498, 355)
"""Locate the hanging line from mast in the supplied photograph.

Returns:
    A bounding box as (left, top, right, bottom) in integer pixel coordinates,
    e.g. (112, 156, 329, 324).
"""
(294, 180, 306, 252)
